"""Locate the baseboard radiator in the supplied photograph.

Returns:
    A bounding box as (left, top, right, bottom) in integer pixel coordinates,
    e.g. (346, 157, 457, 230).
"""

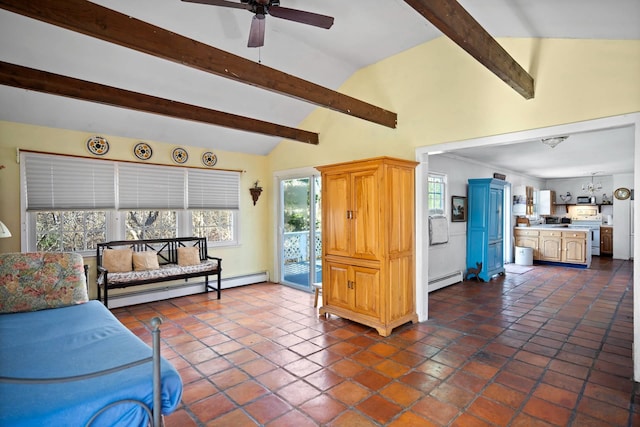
(428, 270, 463, 293)
(107, 271, 269, 308)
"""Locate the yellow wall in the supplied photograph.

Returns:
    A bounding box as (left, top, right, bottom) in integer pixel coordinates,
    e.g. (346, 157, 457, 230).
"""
(0, 122, 271, 297)
(269, 37, 640, 171)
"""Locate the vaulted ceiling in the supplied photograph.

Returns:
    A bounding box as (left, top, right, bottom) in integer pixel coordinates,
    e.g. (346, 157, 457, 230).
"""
(0, 0, 638, 157)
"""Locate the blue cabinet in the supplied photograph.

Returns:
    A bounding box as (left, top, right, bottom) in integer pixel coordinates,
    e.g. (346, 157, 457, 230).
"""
(466, 178, 506, 281)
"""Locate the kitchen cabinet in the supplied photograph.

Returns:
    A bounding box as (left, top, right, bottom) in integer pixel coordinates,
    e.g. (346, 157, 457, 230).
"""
(601, 226, 613, 256)
(520, 227, 588, 265)
(563, 231, 587, 263)
(513, 185, 535, 216)
(317, 157, 418, 336)
(514, 228, 540, 259)
(539, 230, 562, 261)
(467, 178, 507, 281)
(538, 190, 556, 216)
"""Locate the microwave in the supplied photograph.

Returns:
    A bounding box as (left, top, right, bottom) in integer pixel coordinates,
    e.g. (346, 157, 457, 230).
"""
(576, 196, 595, 204)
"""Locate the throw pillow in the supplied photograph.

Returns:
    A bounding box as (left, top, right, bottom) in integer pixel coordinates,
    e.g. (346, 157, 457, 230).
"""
(177, 247, 200, 266)
(133, 252, 160, 271)
(102, 248, 133, 273)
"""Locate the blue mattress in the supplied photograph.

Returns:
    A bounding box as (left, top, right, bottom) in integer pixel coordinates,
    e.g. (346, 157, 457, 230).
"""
(0, 301, 182, 426)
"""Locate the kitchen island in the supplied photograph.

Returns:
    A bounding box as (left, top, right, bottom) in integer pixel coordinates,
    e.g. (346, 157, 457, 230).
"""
(514, 225, 592, 268)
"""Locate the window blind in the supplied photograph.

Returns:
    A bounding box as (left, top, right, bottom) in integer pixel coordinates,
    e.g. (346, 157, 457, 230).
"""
(188, 169, 240, 210)
(118, 163, 185, 209)
(25, 153, 116, 210)
(24, 152, 240, 211)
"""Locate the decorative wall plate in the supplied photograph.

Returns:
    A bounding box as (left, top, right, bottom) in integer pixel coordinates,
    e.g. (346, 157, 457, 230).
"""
(172, 147, 188, 164)
(134, 142, 153, 160)
(202, 151, 218, 167)
(86, 136, 109, 156)
(614, 187, 630, 200)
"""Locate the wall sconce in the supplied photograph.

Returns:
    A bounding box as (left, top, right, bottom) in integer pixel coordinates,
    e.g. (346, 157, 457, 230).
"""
(249, 181, 263, 206)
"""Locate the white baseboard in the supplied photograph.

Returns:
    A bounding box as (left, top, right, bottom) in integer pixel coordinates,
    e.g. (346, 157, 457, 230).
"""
(428, 270, 463, 293)
(106, 271, 269, 308)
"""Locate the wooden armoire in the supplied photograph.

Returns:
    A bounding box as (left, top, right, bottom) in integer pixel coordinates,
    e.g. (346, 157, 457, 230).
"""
(316, 157, 418, 336)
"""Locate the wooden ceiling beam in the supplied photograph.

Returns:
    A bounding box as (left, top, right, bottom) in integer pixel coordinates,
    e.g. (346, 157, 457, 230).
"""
(0, 61, 319, 144)
(0, 0, 397, 128)
(404, 0, 534, 99)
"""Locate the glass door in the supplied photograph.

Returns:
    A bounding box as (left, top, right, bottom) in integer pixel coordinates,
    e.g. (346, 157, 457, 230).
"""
(280, 175, 322, 290)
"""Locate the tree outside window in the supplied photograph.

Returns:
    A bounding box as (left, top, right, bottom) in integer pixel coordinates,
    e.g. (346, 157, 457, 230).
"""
(35, 211, 107, 252)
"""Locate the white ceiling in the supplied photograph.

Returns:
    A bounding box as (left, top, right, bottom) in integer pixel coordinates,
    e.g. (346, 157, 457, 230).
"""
(0, 0, 638, 168)
(440, 125, 636, 180)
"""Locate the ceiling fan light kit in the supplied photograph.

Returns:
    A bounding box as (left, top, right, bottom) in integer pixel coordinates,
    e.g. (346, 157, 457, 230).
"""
(181, 0, 334, 48)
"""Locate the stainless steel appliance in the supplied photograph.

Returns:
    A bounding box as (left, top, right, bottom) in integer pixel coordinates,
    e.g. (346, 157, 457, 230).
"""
(576, 196, 596, 204)
(570, 208, 602, 256)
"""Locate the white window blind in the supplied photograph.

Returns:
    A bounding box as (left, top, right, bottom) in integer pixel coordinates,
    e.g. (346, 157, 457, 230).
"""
(188, 169, 240, 210)
(25, 153, 116, 210)
(118, 163, 185, 209)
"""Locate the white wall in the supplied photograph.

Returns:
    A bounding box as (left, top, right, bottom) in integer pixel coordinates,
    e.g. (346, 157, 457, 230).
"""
(545, 176, 614, 216)
(427, 154, 545, 283)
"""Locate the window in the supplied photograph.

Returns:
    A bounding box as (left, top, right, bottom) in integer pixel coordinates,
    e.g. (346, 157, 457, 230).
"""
(22, 152, 241, 254)
(125, 210, 177, 240)
(428, 173, 446, 215)
(34, 211, 107, 252)
(192, 210, 235, 243)
(187, 168, 240, 247)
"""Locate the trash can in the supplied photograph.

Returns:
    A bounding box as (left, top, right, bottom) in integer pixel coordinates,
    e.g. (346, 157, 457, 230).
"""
(515, 246, 533, 266)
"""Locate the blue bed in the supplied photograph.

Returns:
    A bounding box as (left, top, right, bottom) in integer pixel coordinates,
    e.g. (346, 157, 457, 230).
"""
(0, 301, 182, 426)
(0, 252, 182, 427)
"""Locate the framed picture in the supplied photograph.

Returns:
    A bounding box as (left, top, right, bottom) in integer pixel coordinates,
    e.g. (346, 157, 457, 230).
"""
(451, 196, 467, 222)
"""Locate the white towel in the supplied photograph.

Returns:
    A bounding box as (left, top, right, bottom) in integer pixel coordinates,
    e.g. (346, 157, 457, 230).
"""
(429, 216, 449, 245)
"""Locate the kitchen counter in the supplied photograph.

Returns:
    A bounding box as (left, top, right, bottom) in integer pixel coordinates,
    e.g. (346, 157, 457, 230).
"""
(516, 224, 592, 231)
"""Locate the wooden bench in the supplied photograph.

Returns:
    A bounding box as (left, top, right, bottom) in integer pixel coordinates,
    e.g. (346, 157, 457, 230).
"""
(96, 237, 221, 307)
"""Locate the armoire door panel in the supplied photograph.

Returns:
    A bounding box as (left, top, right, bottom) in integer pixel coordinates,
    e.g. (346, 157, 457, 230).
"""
(352, 266, 380, 319)
(323, 173, 350, 257)
(326, 262, 350, 310)
(352, 169, 380, 260)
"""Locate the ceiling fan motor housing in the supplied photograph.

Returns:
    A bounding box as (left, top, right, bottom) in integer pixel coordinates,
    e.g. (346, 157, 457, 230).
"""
(241, 0, 280, 6)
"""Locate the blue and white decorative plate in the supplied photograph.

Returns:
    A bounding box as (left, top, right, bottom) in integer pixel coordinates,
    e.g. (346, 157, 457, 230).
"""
(202, 151, 217, 167)
(172, 147, 188, 164)
(134, 142, 153, 160)
(86, 136, 109, 156)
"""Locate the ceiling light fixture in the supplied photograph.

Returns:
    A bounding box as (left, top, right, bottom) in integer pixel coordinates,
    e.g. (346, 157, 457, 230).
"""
(540, 136, 568, 148)
(582, 172, 603, 195)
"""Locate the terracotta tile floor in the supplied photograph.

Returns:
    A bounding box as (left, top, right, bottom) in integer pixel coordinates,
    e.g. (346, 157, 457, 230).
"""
(113, 257, 639, 426)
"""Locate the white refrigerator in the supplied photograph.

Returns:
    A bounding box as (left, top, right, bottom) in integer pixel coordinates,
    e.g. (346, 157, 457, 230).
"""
(631, 199, 634, 259)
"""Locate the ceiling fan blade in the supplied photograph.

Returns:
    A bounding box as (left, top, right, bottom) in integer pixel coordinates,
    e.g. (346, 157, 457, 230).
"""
(181, 0, 250, 10)
(248, 15, 266, 47)
(268, 6, 334, 29)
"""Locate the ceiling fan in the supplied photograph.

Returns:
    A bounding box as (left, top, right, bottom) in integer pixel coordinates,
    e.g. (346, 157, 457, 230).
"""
(181, 0, 335, 48)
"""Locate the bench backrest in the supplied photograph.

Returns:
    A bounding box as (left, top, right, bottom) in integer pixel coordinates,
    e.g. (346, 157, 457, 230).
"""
(96, 237, 208, 267)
